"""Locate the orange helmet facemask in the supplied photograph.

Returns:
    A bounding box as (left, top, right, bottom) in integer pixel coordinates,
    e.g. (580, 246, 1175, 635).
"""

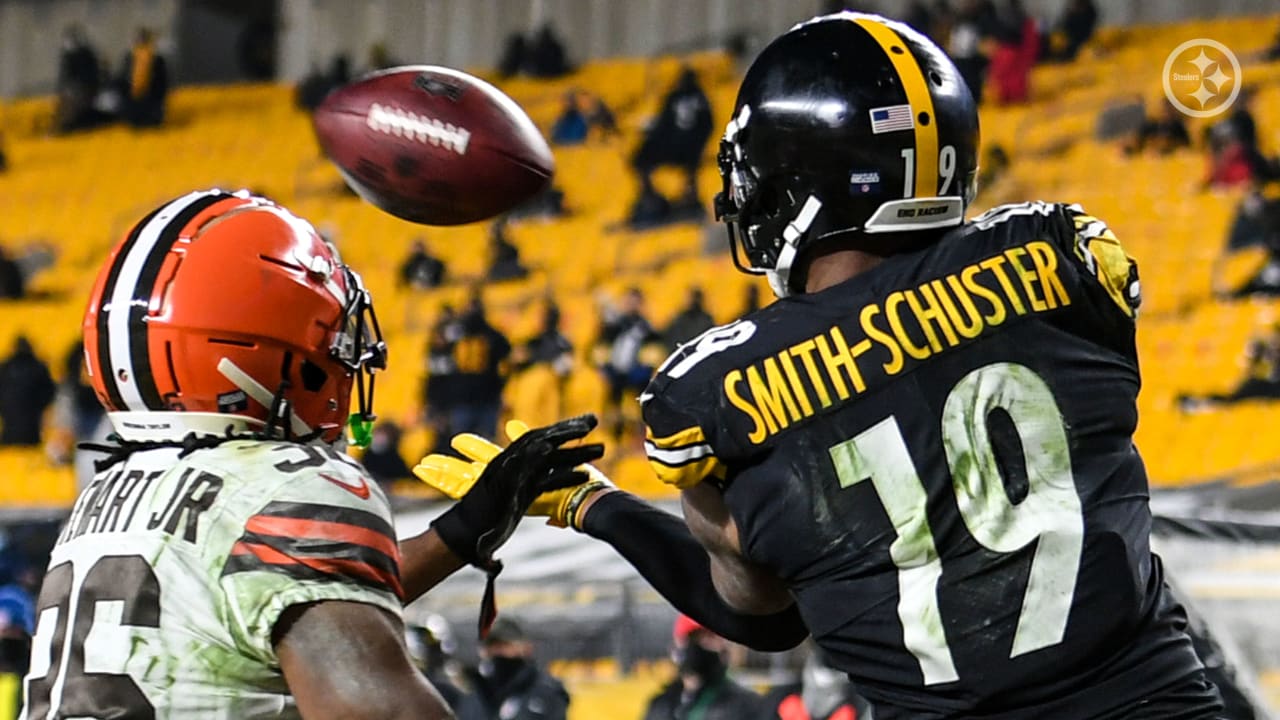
(83, 190, 386, 447)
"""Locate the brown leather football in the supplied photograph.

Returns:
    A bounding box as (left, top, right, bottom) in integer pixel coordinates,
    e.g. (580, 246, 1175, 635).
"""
(314, 65, 553, 226)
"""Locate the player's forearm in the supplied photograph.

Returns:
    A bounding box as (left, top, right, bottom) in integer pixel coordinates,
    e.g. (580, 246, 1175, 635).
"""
(578, 490, 808, 651)
(398, 529, 466, 602)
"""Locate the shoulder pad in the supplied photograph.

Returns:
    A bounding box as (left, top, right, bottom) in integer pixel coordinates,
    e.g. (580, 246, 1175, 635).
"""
(1060, 203, 1141, 316)
(640, 321, 755, 489)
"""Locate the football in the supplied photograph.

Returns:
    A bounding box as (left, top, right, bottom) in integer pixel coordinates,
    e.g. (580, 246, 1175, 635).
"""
(313, 65, 554, 226)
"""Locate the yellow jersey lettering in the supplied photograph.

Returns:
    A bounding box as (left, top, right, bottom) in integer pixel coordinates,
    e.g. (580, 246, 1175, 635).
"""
(979, 255, 1027, 316)
(1005, 246, 1047, 312)
(939, 276, 985, 339)
(962, 264, 1007, 326)
(860, 303, 905, 375)
(813, 335, 849, 400)
(777, 348, 815, 417)
(1027, 241, 1071, 310)
(886, 291, 931, 360)
(725, 369, 769, 445)
(789, 339, 833, 408)
(910, 284, 960, 349)
(749, 357, 800, 430)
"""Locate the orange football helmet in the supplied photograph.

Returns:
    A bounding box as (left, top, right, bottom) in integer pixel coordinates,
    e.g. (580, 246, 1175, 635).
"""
(83, 190, 386, 444)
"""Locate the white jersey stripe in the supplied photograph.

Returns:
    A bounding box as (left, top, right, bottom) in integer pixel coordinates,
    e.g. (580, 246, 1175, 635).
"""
(645, 441, 716, 466)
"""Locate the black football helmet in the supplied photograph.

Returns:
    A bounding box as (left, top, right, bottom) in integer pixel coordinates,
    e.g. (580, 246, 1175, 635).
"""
(715, 12, 980, 297)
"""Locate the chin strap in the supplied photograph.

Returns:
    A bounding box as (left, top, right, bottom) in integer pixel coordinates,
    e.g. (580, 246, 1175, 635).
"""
(347, 413, 375, 448)
(766, 195, 824, 299)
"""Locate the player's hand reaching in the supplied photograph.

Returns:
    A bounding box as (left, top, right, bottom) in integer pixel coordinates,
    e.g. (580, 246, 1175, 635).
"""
(427, 414, 604, 568)
(416, 417, 614, 530)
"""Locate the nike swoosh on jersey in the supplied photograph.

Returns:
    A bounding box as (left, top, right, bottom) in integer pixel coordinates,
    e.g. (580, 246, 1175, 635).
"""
(320, 473, 371, 499)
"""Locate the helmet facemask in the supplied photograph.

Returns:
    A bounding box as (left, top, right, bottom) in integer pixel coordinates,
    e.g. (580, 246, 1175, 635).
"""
(325, 265, 387, 447)
(715, 114, 825, 300)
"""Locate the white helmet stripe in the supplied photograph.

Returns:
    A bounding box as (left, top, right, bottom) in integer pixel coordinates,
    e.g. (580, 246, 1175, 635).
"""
(103, 190, 220, 410)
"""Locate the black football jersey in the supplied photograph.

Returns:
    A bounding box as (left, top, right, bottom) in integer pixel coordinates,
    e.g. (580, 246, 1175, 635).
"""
(641, 202, 1221, 719)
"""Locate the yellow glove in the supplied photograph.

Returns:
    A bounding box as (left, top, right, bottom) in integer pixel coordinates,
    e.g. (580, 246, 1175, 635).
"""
(414, 419, 613, 529)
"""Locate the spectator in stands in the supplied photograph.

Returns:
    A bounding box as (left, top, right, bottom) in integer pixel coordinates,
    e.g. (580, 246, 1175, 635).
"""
(762, 646, 872, 720)
(550, 91, 589, 145)
(1226, 183, 1280, 251)
(586, 95, 619, 138)
(627, 66, 714, 229)
(642, 616, 765, 720)
(1042, 0, 1098, 62)
(1179, 325, 1280, 411)
(236, 14, 277, 80)
(46, 342, 109, 489)
(664, 287, 716, 351)
(296, 55, 350, 111)
(526, 23, 573, 79)
(0, 564, 34, 719)
(1125, 101, 1191, 155)
(0, 247, 23, 299)
(487, 219, 529, 282)
(447, 291, 511, 439)
(948, 0, 997, 103)
(988, 0, 1038, 104)
(0, 336, 56, 446)
(424, 305, 462, 453)
(55, 24, 104, 134)
(511, 303, 574, 423)
(497, 32, 528, 79)
(360, 421, 412, 487)
(120, 27, 169, 128)
(1220, 89, 1275, 181)
(1227, 199, 1280, 297)
(596, 287, 662, 439)
(462, 617, 569, 720)
(1205, 115, 1264, 190)
(550, 91, 617, 144)
(1204, 90, 1269, 188)
(407, 616, 481, 717)
(516, 302, 574, 378)
(399, 237, 446, 290)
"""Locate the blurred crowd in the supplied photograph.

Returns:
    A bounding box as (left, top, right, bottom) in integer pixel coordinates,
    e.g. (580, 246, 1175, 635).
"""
(54, 25, 169, 133)
(395, 613, 873, 720)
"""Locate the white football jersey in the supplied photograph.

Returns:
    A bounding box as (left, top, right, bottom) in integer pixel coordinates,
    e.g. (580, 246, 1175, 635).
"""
(21, 439, 403, 719)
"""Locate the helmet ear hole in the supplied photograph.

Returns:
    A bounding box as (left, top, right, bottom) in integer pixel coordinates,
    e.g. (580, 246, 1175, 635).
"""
(300, 359, 328, 392)
(756, 184, 782, 219)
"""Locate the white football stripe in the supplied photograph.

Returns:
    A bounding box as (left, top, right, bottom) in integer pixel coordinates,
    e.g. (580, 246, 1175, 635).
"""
(105, 190, 215, 410)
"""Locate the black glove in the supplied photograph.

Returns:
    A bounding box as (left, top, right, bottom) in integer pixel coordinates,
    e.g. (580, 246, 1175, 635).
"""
(430, 414, 603, 635)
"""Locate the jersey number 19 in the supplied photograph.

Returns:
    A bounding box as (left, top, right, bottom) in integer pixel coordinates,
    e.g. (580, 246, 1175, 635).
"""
(829, 362, 1083, 686)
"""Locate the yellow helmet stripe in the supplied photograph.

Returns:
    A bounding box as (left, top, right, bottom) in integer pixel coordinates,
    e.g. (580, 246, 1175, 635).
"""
(853, 17, 939, 199)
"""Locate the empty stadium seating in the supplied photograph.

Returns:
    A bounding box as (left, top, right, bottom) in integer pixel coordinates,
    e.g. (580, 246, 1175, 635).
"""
(2, 17, 1280, 511)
